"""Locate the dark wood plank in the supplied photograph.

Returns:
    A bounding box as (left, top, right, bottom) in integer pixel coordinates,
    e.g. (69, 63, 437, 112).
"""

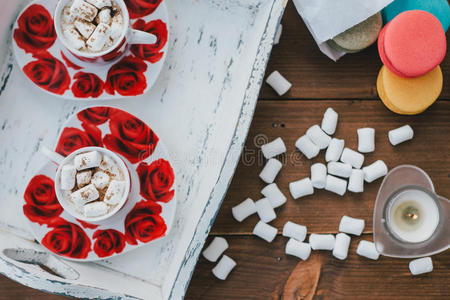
(0, 277, 65, 300)
(259, 1, 450, 100)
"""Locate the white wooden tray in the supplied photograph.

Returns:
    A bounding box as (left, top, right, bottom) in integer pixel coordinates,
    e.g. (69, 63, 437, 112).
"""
(0, 0, 286, 299)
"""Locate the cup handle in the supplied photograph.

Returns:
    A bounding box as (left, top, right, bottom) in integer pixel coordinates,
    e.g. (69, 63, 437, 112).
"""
(40, 145, 65, 165)
(129, 29, 157, 45)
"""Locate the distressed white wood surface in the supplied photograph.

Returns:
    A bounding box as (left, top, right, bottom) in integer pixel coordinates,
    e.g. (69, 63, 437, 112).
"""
(0, 0, 285, 299)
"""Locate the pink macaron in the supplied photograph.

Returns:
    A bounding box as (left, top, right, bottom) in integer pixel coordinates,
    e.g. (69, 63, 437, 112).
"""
(378, 10, 446, 78)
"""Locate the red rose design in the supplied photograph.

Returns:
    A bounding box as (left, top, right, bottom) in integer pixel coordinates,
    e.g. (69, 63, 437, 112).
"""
(13, 4, 56, 54)
(23, 175, 63, 226)
(137, 159, 174, 203)
(71, 72, 104, 98)
(23, 52, 70, 95)
(125, 0, 163, 19)
(93, 229, 126, 257)
(42, 219, 91, 259)
(76, 219, 99, 229)
(55, 123, 103, 156)
(103, 111, 159, 163)
(131, 19, 167, 63)
(60, 51, 82, 70)
(104, 56, 148, 96)
(77, 107, 117, 126)
(125, 200, 166, 245)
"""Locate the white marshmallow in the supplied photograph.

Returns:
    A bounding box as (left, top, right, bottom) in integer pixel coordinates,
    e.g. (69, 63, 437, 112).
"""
(62, 7, 74, 24)
(289, 178, 314, 199)
(321, 107, 338, 135)
(327, 162, 352, 178)
(76, 170, 92, 188)
(202, 237, 228, 262)
(332, 233, 351, 260)
(340, 148, 364, 169)
(282, 221, 307, 242)
(74, 19, 96, 39)
(285, 239, 311, 260)
(231, 198, 256, 222)
(85, 0, 111, 9)
(362, 160, 388, 183)
(309, 234, 335, 250)
(255, 198, 276, 223)
(339, 216, 365, 236)
(96, 8, 111, 24)
(71, 183, 99, 207)
(356, 240, 380, 260)
(357, 128, 375, 153)
(74, 151, 102, 170)
(389, 125, 414, 146)
(266, 71, 291, 96)
(295, 135, 320, 159)
(104, 180, 125, 205)
(325, 175, 347, 196)
(274, 24, 282, 45)
(87, 23, 112, 52)
(261, 137, 286, 159)
(63, 26, 85, 50)
(311, 163, 327, 189)
(348, 169, 364, 193)
(325, 138, 345, 162)
(306, 125, 331, 149)
(99, 155, 121, 179)
(83, 201, 108, 217)
(259, 158, 282, 184)
(253, 221, 277, 243)
(409, 257, 433, 275)
(212, 255, 236, 280)
(110, 13, 124, 40)
(60, 165, 76, 190)
(91, 171, 110, 189)
(261, 183, 286, 208)
(70, 0, 98, 22)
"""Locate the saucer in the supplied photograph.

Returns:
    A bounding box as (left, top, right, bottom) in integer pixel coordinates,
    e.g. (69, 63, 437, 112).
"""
(12, 0, 168, 100)
(22, 107, 176, 261)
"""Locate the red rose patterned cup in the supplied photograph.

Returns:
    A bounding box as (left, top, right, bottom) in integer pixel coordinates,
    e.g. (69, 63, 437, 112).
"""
(54, 0, 158, 64)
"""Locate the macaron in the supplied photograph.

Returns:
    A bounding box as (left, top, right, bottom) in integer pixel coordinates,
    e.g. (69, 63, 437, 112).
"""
(382, 0, 450, 32)
(327, 12, 382, 53)
(378, 10, 447, 78)
(377, 65, 443, 115)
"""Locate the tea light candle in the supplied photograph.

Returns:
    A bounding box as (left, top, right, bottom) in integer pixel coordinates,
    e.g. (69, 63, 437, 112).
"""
(387, 188, 440, 243)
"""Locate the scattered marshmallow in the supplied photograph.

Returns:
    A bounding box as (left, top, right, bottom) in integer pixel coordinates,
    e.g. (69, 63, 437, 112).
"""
(321, 108, 338, 135)
(289, 178, 314, 199)
(285, 238, 311, 260)
(212, 255, 236, 280)
(71, 183, 99, 207)
(70, 0, 98, 22)
(261, 183, 286, 208)
(282, 221, 307, 242)
(325, 175, 347, 196)
(311, 163, 326, 189)
(99, 155, 120, 178)
(389, 125, 414, 146)
(87, 23, 111, 52)
(295, 135, 319, 159)
(306, 125, 331, 149)
(60, 165, 76, 190)
(255, 198, 276, 223)
(356, 240, 380, 260)
(85, 0, 111, 9)
(110, 13, 124, 40)
(96, 8, 112, 24)
(362, 160, 388, 183)
(327, 162, 352, 178)
(274, 24, 282, 45)
(91, 171, 110, 189)
(74, 19, 96, 39)
(259, 158, 282, 184)
(261, 137, 286, 159)
(340, 148, 364, 169)
(266, 71, 292, 96)
(325, 138, 345, 162)
(202, 237, 229, 262)
(357, 128, 375, 153)
(232, 198, 257, 222)
(309, 234, 335, 250)
(62, 7, 74, 23)
(76, 170, 92, 188)
(409, 257, 433, 275)
(339, 216, 365, 236)
(74, 151, 102, 170)
(348, 169, 364, 193)
(103, 180, 125, 205)
(332, 233, 351, 260)
(63, 26, 85, 50)
(253, 221, 277, 243)
(83, 201, 108, 217)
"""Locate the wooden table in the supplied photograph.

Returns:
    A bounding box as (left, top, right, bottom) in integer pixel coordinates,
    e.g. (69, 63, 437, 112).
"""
(1, 2, 449, 298)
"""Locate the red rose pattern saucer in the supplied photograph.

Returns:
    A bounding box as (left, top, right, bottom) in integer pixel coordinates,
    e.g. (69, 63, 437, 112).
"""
(12, 0, 168, 100)
(23, 107, 176, 261)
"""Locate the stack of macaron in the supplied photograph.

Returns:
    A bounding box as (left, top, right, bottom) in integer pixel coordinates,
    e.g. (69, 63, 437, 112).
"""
(377, 0, 449, 115)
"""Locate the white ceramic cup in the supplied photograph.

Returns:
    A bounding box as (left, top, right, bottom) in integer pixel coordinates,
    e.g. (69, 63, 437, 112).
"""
(54, 0, 157, 64)
(40, 146, 131, 222)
